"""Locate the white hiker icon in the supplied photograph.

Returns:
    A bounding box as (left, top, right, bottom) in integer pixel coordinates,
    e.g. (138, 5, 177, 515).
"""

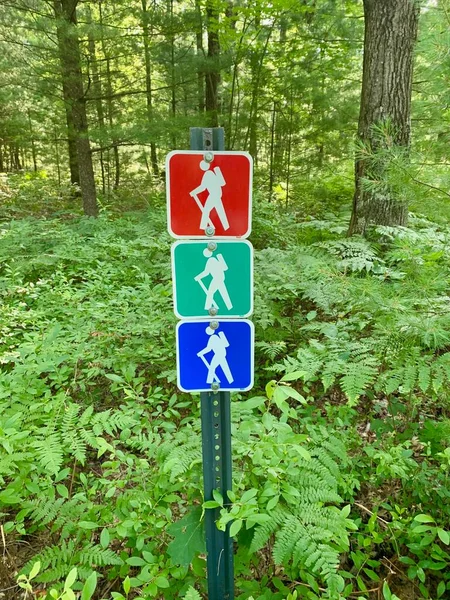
(194, 247, 233, 312)
(189, 160, 229, 231)
(197, 326, 234, 385)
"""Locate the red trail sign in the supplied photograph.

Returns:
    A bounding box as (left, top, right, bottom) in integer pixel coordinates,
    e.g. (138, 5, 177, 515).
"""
(166, 151, 253, 239)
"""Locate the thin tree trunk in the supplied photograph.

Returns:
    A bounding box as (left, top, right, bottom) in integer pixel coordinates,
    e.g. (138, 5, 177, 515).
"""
(27, 110, 38, 172)
(245, 19, 273, 160)
(226, 15, 248, 149)
(54, 0, 98, 216)
(86, 5, 106, 194)
(169, 0, 176, 147)
(99, 0, 120, 190)
(54, 126, 61, 188)
(286, 88, 294, 205)
(142, 0, 159, 176)
(13, 145, 21, 170)
(348, 0, 419, 235)
(268, 100, 277, 199)
(0, 142, 3, 172)
(195, 0, 205, 114)
(205, 0, 220, 127)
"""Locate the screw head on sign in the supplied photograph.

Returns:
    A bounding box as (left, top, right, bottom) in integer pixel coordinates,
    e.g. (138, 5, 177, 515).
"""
(211, 382, 220, 392)
(204, 151, 214, 163)
(207, 241, 217, 251)
(208, 306, 218, 316)
(210, 320, 219, 330)
(205, 226, 215, 237)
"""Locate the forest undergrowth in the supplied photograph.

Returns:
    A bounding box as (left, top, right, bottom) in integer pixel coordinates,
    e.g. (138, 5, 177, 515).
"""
(0, 175, 449, 600)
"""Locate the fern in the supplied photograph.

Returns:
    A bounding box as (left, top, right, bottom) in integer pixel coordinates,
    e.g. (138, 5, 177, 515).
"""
(23, 540, 122, 584)
(184, 586, 202, 600)
(249, 433, 350, 593)
(340, 359, 378, 404)
(162, 439, 202, 482)
(32, 432, 63, 475)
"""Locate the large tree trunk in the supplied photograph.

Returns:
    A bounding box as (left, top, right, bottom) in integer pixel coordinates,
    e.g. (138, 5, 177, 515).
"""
(348, 0, 419, 236)
(54, 0, 98, 217)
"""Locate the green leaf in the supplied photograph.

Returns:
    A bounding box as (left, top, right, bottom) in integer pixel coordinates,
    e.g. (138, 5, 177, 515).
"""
(127, 557, 147, 566)
(212, 489, 224, 505)
(154, 576, 170, 588)
(414, 514, 435, 523)
(437, 529, 450, 545)
(81, 572, 97, 600)
(437, 581, 446, 598)
(266, 495, 279, 511)
(280, 371, 307, 382)
(79, 521, 98, 530)
(229, 519, 243, 538)
(100, 528, 110, 549)
(246, 514, 272, 528)
(278, 386, 306, 404)
(203, 500, 221, 509)
(64, 567, 78, 591)
(56, 484, 69, 499)
(123, 576, 131, 596)
(241, 488, 258, 503)
(167, 508, 205, 566)
(363, 568, 379, 581)
(105, 374, 125, 383)
(265, 380, 277, 400)
(29, 562, 41, 580)
(382, 581, 392, 600)
(0, 489, 22, 504)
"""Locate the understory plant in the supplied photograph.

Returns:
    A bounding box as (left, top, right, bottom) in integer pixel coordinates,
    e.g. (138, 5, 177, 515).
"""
(0, 188, 449, 599)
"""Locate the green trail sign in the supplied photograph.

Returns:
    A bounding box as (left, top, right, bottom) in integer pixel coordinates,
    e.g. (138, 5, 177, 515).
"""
(171, 239, 253, 319)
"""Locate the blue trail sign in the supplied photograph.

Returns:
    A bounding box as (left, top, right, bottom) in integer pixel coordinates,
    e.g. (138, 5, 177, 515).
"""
(176, 319, 254, 392)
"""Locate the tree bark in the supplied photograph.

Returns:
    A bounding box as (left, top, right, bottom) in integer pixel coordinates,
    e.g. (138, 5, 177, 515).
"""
(98, 0, 120, 190)
(195, 0, 205, 115)
(54, 0, 98, 216)
(348, 0, 419, 235)
(205, 0, 220, 127)
(86, 5, 106, 194)
(141, 0, 159, 177)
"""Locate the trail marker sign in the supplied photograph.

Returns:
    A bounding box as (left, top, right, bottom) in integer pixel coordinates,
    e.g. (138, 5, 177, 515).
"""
(166, 151, 253, 239)
(171, 240, 253, 319)
(176, 319, 254, 393)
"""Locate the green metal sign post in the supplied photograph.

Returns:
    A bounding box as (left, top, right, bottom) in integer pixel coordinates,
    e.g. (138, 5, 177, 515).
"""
(191, 127, 235, 600)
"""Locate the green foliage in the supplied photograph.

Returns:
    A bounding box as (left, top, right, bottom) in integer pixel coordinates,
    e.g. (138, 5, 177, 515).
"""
(1, 182, 450, 598)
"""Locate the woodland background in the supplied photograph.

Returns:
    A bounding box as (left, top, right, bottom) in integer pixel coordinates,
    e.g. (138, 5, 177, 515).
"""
(0, 1, 450, 599)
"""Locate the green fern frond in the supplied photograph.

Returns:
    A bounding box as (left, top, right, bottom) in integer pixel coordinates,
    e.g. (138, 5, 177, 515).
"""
(184, 586, 202, 600)
(340, 360, 377, 403)
(31, 432, 63, 475)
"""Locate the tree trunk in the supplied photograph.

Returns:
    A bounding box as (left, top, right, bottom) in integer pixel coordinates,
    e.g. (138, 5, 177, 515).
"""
(205, 0, 220, 127)
(54, 0, 98, 216)
(66, 107, 81, 186)
(98, 1, 120, 190)
(27, 110, 38, 172)
(141, 0, 159, 177)
(348, 0, 419, 235)
(195, 0, 205, 115)
(86, 5, 106, 194)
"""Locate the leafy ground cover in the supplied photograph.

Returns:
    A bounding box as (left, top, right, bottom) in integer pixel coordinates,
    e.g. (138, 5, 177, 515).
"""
(0, 177, 449, 600)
